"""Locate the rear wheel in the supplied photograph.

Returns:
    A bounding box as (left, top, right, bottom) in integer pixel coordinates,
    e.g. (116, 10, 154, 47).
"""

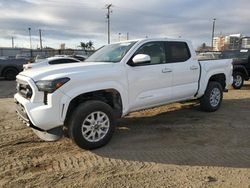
(3, 68, 18, 80)
(200, 81, 223, 112)
(68, 100, 115, 150)
(232, 72, 244, 89)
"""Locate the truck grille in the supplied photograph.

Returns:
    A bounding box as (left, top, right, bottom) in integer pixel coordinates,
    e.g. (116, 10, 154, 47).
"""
(16, 79, 33, 99)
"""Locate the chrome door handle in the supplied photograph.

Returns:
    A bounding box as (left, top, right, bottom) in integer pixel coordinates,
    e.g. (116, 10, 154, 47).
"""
(162, 68, 172, 73)
(190, 66, 198, 70)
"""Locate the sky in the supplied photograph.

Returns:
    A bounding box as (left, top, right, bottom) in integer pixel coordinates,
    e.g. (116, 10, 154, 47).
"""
(0, 0, 249, 49)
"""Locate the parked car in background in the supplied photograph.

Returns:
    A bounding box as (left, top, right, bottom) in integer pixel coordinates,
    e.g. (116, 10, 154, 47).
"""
(23, 56, 80, 70)
(0, 56, 8, 60)
(0, 58, 27, 80)
(220, 49, 250, 89)
(197, 52, 220, 60)
(34, 55, 47, 62)
(16, 54, 30, 60)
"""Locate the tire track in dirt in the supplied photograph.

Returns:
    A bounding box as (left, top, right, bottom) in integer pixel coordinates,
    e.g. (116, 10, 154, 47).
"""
(1, 120, 249, 180)
(1, 143, 249, 181)
(0, 130, 34, 145)
(0, 143, 162, 181)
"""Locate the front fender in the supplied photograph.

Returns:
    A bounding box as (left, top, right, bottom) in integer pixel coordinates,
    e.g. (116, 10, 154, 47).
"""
(59, 81, 128, 121)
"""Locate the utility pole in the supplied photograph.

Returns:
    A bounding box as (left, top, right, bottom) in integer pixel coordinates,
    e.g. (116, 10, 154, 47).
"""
(211, 18, 216, 50)
(118, 33, 121, 41)
(39, 29, 43, 50)
(126, 32, 129, 40)
(28, 27, 32, 58)
(11, 37, 14, 48)
(106, 4, 113, 44)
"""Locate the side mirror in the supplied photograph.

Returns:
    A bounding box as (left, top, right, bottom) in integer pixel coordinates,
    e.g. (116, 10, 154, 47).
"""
(132, 54, 151, 64)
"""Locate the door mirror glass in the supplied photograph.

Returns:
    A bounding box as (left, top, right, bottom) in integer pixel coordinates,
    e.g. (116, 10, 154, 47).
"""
(132, 54, 151, 64)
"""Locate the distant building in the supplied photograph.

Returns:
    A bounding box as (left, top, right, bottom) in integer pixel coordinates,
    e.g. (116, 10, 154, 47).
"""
(60, 43, 66, 50)
(224, 34, 242, 50)
(213, 36, 225, 51)
(241, 37, 250, 48)
(213, 34, 247, 51)
(196, 43, 213, 52)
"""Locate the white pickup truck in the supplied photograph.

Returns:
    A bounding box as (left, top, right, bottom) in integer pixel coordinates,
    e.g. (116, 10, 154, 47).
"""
(14, 38, 232, 149)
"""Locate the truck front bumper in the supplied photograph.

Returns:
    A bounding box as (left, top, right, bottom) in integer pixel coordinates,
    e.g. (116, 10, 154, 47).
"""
(15, 98, 45, 131)
(14, 91, 70, 131)
(15, 92, 68, 141)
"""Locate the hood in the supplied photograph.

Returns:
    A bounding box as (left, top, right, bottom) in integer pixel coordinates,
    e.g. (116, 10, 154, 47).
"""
(19, 62, 114, 81)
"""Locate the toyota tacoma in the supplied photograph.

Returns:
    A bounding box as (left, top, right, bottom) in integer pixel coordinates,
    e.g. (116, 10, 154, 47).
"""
(14, 38, 233, 149)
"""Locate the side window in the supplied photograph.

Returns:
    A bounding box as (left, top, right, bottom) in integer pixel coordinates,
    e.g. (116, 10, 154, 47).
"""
(166, 42, 191, 63)
(66, 59, 79, 63)
(49, 59, 78, 65)
(75, 57, 85, 61)
(133, 42, 166, 65)
(49, 59, 62, 65)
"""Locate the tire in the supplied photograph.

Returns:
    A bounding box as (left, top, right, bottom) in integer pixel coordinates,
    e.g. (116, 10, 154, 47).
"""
(68, 100, 115, 150)
(200, 81, 223, 112)
(3, 68, 18, 80)
(232, 72, 244, 89)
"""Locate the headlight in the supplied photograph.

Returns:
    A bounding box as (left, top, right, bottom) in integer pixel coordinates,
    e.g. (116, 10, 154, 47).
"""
(35, 77, 70, 93)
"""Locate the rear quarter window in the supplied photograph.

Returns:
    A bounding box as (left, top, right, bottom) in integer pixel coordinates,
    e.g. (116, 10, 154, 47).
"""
(166, 42, 191, 63)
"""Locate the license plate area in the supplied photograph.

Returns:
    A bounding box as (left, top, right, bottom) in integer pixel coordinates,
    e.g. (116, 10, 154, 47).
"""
(15, 102, 29, 123)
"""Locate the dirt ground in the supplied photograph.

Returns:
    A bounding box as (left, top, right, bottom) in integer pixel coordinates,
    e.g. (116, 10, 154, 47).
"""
(0, 79, 249, 188)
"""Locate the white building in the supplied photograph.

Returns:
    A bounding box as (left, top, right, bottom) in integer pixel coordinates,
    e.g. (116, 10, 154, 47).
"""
(241, 37, 250, 48)
(224, 34, 242, 50)
(213, 36, 225, 51)
(213, 34, 246, 51)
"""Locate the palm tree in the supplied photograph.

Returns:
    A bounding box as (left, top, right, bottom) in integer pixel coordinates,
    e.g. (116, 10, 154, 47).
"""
(86, 41, 94, 50)
(79, 41, 94, 52)
(80, 42, 87, 50)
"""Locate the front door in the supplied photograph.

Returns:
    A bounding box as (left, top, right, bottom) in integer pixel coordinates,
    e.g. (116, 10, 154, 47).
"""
(126, 41, 173, 111)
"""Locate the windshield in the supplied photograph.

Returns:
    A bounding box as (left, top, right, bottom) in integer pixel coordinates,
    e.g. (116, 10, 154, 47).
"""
(85, 42, 136, 63)
(220, 50, 249, 59)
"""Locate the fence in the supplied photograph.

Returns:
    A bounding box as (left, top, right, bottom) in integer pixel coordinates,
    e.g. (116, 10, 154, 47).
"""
(0, 47, 95, 59)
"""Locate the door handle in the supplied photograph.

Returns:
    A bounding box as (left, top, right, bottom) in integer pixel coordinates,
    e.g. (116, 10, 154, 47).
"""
(162, 68, 172, 73)
(190, 66, 199, 70)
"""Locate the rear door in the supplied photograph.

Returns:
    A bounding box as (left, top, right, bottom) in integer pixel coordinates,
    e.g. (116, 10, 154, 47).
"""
(166, 41, 200, 100)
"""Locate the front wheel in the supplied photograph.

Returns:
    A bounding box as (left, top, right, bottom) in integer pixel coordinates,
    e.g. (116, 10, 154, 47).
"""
(200, 81, 223, 112)
(68, 100, 115, 150)
(232, 72, 244, 89)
